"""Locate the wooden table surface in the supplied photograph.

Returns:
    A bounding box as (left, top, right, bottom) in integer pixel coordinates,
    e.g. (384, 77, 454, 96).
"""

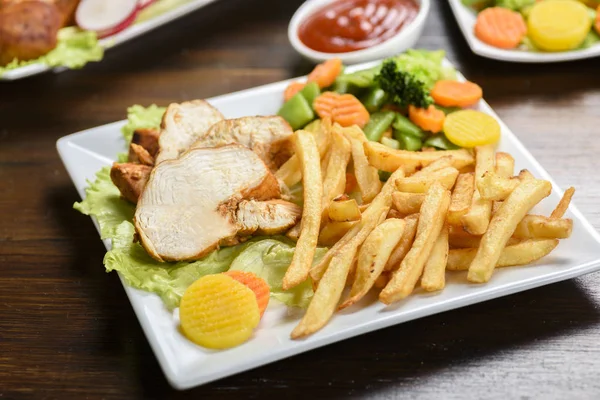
(2, 0, 600, 398)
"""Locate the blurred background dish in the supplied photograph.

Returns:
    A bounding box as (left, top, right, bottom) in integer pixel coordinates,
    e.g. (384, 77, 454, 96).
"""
(288, 0, 430, 64)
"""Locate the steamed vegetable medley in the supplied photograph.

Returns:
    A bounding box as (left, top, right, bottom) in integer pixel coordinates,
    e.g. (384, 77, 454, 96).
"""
(464, 0, 600, 51)
(277, 50, 500, 152)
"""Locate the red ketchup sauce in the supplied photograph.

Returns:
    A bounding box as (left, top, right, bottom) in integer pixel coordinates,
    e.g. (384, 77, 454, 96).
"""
(298, 0, 420, 53)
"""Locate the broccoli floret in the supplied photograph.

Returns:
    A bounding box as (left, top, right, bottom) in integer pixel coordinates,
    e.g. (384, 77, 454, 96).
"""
(496, 0, 535, 11)
(374, 60, 433, 109)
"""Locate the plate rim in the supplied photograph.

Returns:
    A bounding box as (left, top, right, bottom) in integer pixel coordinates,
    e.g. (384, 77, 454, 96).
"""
(447, 0, 600, 63)
(56, 61, 600, 389)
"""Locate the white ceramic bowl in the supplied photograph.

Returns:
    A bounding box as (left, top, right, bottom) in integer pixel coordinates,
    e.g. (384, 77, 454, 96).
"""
(288, 0, 430, 64)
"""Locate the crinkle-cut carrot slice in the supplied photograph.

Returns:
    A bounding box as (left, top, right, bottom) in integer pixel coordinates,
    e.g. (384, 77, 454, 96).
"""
(474, 7, 527, 49)
(313, 91, 339, 120)
(308, 58, 343, 89)
(284, 81, 306, 102)
(431, 80, 483, 108)
(330, 94, 370, 128)
(224, 270, 270, 317)
(408, 105, 445, 133)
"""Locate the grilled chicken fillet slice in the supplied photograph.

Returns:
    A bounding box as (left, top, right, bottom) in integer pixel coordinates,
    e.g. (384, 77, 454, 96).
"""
(236, 199, 301, 235)
(155, 100, 224, 164)
(190, 116, 294, 170)
(135, 145, 281, 262)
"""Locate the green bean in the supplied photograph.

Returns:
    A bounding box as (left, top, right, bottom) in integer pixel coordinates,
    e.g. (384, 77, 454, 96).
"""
(361, 88, 388, 113)
(277, 93, 315, 130)
(335, 65, 381, 88)
(363, 111, 396, 142)
(381, 137, 400, 150)
(300, 82, 320, 107)
(398, 132, 422, 152)
(423, 134, 460, 150)
(393, 114, 426, 139)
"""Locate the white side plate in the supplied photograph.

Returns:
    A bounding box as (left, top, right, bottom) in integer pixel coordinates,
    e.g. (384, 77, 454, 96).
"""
(1, 0, 221, 81)
(447, 0, 600, 63)
(57, 61, 600, 390)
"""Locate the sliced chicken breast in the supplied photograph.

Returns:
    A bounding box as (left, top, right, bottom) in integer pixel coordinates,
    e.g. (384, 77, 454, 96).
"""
(236, 199, 302, 235)
(189, 116, 294, 170)
(135, 144, 281, 262)
(110, 163, 152, 204)
(128, 143, 154, 166)
(155, 100, 224, 164)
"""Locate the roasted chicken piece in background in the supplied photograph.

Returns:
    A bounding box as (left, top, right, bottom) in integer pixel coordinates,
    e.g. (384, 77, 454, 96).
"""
(155, 100, 224, 164)
(190, 116, 294, 170)
(0, 0, 81, 65)
(128, 143, 154, 166)
(135, 145, 283, 262)
(131, 128, 160, 156)
(110, 163, 152, 204)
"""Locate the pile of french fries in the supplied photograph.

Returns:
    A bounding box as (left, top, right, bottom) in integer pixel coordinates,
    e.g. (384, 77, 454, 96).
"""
(278, 118, 574, 339)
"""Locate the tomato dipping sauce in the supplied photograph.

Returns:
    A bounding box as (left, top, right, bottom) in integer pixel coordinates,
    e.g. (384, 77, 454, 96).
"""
(298, 0, 420, 53)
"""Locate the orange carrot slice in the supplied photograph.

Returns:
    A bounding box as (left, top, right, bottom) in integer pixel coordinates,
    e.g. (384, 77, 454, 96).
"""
(474, 7, 527, 49)
(313, 91, 339, 120)
(408, 105, 445, 133)
(224, 271, 270, 317)
(331, 94, 370, 128)
(308, 58, 343, 89)
(431, 80, 483, 108)
(284, 81, 306, 102)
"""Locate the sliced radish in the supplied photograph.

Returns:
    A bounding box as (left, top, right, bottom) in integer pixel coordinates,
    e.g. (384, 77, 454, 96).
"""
(76, 0, 139, 39)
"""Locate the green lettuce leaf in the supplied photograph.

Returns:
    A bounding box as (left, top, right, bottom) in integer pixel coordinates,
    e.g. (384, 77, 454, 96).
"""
(105, 221, 259, 310)
(73, 167, 134, 239)
(121, 104, 166, 142)
(0, 27, 103, 76)
(229, 239, 327, 308)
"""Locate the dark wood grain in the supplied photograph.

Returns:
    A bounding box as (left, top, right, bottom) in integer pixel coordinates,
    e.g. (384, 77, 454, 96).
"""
(1, 0, 600, 398)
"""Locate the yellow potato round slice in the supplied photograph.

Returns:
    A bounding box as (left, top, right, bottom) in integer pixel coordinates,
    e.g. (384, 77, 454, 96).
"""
(528, 0, 591, 51)
(443, 110, 501, 148)
(179, 274, 260, 349)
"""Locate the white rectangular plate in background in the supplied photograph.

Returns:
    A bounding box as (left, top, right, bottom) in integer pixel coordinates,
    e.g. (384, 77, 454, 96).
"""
(57, 61, 600, 390)
(447, 0, 600, 63)
(1, 0, 221, 81)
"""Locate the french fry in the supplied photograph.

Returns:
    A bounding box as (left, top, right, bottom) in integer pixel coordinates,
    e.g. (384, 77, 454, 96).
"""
(461, 145, 495, 235)
(318, 221, 358, 246)
(283, 131, 323, 290)
(380, 182, 451, 304)
(275, 118, 332, 187)
(321, 130, 352, 220)
(374, 272, 390, 288)
(495, 152, 514, 178)
(467, 179, 552, 283)
(395, 167, 459, 193)
(385, 214, 419, 271)
(448, 239, 559, 271)
(339, 218, 406, 310)
(477, 171, 520, 201)
(392, 192, 425, 215)
(387, 209, 403, 219)
(328, 197, 361, 222)
(411, 156, 453, 177)
(344, 130, 382, 203)
(310, 168, 405, 281)
(550, 187, 575, 219)
(518, 169, 535, 181)
(421, 223, 449, 292)
(447, 173, 475, 226)
(291, 248, 356, 338)
(363, 141, 475, 174)
(512, 215, 573, 239)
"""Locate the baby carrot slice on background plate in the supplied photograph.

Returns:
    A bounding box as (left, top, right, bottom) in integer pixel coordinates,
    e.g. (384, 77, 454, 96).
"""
(431, 80, 483, 108)
(474, 7, 527, 49)
(408, 105, 445, 133)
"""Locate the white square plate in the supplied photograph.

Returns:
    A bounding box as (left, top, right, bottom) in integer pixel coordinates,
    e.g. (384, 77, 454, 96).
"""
(1, 0, 221, 81)
(448, 0, 600, 63)
(57, 61, 600, 390)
